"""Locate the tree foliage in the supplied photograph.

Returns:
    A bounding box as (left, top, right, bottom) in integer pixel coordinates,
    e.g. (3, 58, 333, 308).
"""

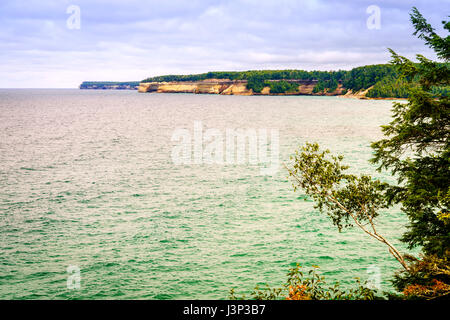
(266, 80, 299, 94)
(369, 8, 450, 299)
(226, 8, 448, 300)
(283, 8, 449, 300)
(365, 76, 414, 98)
(342, 64, 398, 92)
(286, 143, 409, 270)
(229, 264, 379, 300)
(371, 8, 450, 257)
(79, 81, 140, 89)
(141, 65, 401, 94)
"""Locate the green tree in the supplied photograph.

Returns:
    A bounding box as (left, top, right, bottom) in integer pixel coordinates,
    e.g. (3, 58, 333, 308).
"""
(230, 264, 378, 300)
(370, 7, 450, 298)
(286, 143, 409, 270)
(371, 8, 449, 256)
(141, 65, 401, 95)
(267, 80, 298, 93)
(286, 8, 449, 299)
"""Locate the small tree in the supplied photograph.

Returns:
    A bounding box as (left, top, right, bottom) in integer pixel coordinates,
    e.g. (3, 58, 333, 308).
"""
(287, 8, 449, 299)
(230, 264, 377, 300)
(286, 143, 409, 270)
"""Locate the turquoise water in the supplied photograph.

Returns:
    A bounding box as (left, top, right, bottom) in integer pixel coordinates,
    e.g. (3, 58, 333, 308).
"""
(0, 89, 410, 299)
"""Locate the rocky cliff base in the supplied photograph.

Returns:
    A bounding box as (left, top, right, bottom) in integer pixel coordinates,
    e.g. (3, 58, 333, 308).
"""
(138, 79, 348, 96)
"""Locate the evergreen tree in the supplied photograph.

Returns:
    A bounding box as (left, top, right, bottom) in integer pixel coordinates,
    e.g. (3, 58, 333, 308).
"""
(287, 8, 449, 299)
(370, 7, 449, 298)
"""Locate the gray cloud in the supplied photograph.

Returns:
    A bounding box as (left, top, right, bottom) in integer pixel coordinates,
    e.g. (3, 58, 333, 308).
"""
(0, 0, 448, 87)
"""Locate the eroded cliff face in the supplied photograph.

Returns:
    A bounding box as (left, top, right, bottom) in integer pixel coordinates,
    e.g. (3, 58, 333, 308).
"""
(138, 79, 253, 95)
(138, 79, 346, 96)
(340, 86, 373, 99)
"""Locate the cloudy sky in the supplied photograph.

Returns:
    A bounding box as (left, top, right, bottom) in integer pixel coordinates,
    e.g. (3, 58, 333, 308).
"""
(0, 0, 448, 88)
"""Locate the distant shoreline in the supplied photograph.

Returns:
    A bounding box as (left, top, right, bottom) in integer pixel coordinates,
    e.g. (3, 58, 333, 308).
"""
(80, 64, 420, 99)
(79, 80, 408, 100)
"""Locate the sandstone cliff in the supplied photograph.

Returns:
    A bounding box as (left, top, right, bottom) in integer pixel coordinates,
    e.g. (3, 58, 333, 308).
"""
(138, 79, 253, 95)
(138, 79, 349, 97)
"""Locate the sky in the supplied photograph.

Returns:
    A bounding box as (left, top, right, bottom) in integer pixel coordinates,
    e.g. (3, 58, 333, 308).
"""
(0, 0, 448, 88)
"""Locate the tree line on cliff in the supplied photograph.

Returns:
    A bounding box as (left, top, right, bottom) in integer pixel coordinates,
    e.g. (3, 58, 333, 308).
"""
(80, 81, 140, 89)
(141, 64, 448, 97)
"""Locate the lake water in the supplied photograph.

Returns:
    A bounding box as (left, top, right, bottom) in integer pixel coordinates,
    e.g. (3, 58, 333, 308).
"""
(0, 89, 410, 299)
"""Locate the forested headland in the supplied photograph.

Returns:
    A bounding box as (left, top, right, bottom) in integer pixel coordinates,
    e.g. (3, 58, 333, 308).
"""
(141, 64, 449, 98)
(79, 81, 140, 90)
(80, 64, 449, 98)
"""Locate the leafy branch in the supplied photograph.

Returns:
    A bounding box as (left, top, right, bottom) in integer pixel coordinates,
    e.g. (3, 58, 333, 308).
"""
(229, 264, 378, 300)
(285, 142, 409, 271)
